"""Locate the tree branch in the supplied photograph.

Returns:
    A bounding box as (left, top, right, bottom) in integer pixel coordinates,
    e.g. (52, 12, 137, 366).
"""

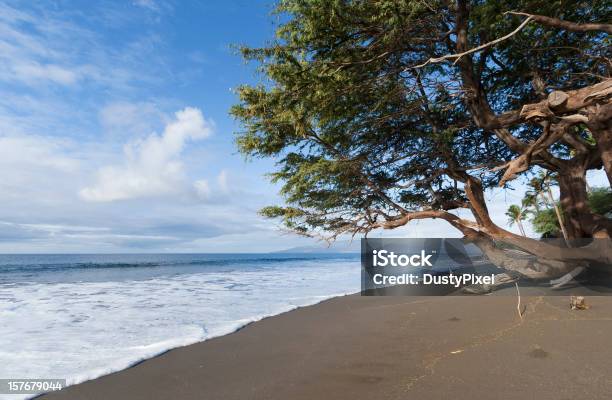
(492, 122, 570, 186)
(410, 16, 534, 69)
(506, 11, 612, 34)
(373, 209, 478, 234)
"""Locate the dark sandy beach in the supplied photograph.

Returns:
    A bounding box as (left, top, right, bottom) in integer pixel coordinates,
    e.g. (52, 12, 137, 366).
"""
(41, 294, 612, 400)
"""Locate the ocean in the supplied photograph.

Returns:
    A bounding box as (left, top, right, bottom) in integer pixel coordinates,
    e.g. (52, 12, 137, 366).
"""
(0, 253, 360, 399)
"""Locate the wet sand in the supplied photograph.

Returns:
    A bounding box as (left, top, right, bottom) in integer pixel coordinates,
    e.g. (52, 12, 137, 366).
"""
(40, 294, 612, 400)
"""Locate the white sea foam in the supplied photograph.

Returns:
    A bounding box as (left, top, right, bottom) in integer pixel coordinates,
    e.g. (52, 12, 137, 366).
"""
(0, 260, 360, 399)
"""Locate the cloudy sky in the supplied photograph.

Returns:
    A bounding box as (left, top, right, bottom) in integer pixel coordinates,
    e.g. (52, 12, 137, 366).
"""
(0, 0, 607, 253)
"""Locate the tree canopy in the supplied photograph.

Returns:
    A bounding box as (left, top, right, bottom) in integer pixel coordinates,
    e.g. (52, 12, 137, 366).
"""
(232, 0, 612, 275)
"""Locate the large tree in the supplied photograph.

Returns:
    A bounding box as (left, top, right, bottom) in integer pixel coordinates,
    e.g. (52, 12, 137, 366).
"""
(232, 0, 612, 279)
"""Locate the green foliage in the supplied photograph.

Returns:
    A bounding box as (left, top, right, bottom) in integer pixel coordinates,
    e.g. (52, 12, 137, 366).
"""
(525, 187, 612, 237)
(531, 208, 561, 236)
(588, 187, 612, 216)
(505, 204, 524, 226)
(231, 0, 611, 237)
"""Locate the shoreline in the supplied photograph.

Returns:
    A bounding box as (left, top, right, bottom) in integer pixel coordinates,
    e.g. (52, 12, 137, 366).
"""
(40, 293, 612, 400)
(29, 290, 359, 399)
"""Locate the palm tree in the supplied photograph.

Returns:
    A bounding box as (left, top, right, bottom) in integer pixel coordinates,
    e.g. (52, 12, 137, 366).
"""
(542, 177, 569, 242)
(506, 204, 527, 237)
(526, 177, 547, 210)
(521, 190, 541, 213)
(525, 174, 568, 241)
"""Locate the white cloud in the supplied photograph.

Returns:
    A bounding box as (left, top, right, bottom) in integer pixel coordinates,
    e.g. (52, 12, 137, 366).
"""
(0, 5, 88, 86)
(17, 223, 110, 234)
(193, 170, 234, 201)
(0, 3, 317, 253)
(133, 0, 159, 10)
(11, 62, 80, 85)
(99, 101, 165, 137)
(217, 169, 229, 192)
(0, 135, 79, 172)
(132, 0, 171, 14)
(80, 107, 212, 202)
(0, 2, 167, 93)
(194, 179, 211, 199)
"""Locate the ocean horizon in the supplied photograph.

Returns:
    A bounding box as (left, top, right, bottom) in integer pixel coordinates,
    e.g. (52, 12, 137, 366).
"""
(0, 253, 361, 399)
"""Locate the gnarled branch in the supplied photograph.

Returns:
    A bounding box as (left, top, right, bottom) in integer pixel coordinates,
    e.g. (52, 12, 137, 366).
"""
(410, 16, 534, 69)
(506, 11, 612, 34)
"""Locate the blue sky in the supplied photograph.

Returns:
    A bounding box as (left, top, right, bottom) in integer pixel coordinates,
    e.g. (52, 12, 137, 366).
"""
(0, 0, 607, 253)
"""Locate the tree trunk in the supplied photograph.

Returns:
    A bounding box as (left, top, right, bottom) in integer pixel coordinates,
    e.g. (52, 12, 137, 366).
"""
(557, 169, 589, 239)
(587, 103, 612, 187)
(546, 187, 569, 241)
(516, 218, 526, 237)
(594, 127, 612, 187)
(466, 233, 577, 279)
(558, 167, 612, 239)
(448, 216, 611, 265)
(464, 177, 501, 233)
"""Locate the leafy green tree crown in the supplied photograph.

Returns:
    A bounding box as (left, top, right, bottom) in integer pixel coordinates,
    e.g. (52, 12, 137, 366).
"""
(232, 0, 611, 249)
